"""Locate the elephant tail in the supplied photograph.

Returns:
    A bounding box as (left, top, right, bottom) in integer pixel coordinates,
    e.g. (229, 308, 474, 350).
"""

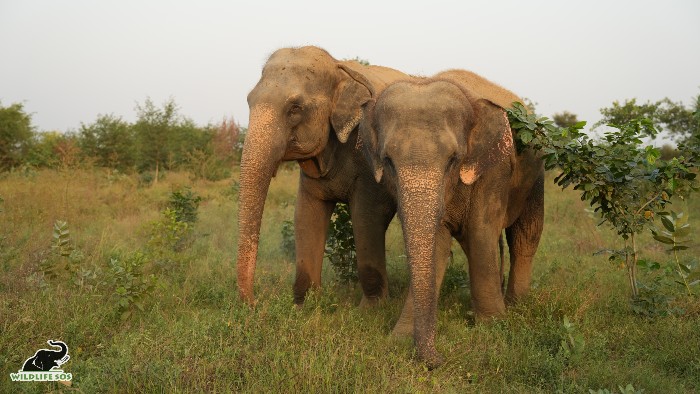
(499, 233, 505, 293)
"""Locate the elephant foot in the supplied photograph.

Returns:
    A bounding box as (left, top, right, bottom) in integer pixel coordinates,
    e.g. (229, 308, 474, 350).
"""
(505, 289, 530, 306)
(390, 319, 413, 337)
(418, 348, 445, 370)
(359, 295, 385, 308)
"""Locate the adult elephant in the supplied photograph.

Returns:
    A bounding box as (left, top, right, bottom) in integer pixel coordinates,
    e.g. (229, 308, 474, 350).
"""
(22, 340, 70, 371)
(237, 46, 409, 306)
(360, 72, 544, 367)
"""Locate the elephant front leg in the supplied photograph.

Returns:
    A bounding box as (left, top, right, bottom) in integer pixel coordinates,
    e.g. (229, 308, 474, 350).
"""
(392, 226, 452, 336)
(460, 227, 506, 320)
(505, 174, 544, 304)
(293, 184, 335, 305)
(350, 189, 395, 306)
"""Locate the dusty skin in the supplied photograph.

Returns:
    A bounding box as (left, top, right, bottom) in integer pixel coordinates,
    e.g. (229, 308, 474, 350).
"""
(236, 46, 409, 307)
(360, 74, 544, 367)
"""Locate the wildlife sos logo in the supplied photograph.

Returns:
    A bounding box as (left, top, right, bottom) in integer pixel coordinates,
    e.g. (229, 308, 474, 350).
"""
(10, 340, 73, 382)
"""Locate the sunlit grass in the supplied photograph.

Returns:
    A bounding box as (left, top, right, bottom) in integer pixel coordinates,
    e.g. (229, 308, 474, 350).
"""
(0, 168, 698, 393)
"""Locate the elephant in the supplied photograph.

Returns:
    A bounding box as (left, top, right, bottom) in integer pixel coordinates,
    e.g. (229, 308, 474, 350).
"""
(237, 46, 410, 306)
(359, 71, 544, 367)
(22, 340, 70, 371)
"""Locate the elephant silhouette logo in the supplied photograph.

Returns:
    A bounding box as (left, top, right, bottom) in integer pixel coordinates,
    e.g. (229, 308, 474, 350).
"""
(21, 340, 70, 371)
(10, 340, 73, 382)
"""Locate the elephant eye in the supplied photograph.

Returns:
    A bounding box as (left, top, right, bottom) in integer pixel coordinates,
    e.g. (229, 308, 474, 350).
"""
(383, 156, 395, 172)
(287, 104, 303, 126)
(288, 104, 302, 116)
(447, 154, 459, 170)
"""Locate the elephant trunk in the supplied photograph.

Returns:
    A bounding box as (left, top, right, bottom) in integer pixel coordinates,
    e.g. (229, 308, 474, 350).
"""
(396, 166, 444, 368)
(236, 104, 287, 304)
(48, 340, 67, 358)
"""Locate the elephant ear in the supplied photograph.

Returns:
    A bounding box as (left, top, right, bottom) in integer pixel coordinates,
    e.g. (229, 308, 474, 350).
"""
(331, 64, 374, 144)
(460, 99, 514, 185)
(359, 98, 384, 183)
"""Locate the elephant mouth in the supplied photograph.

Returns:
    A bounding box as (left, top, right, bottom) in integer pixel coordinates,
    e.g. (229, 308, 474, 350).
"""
(283, 136, 326, 161)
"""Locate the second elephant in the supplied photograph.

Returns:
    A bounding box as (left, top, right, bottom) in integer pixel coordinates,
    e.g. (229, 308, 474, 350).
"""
(360, 71, 544, 367)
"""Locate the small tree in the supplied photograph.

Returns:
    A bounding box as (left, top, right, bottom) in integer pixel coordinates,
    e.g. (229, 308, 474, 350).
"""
(0, 102, 34, 170)
(594, 96, 700, 143)
(552, 111, 579, 128)
(133, 98, 183, 181)
(508, 102, 698, 299)
(79, 114, 135, 170)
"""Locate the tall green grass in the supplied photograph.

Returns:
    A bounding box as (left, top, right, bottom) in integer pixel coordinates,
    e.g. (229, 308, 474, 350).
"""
(1, 167, 698, 393)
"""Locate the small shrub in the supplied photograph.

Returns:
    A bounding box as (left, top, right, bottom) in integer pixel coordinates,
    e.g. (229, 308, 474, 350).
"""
(558, 316, 585, 365)
(168, 187, 202, 224)
(107, 253, 158, 319)
(147, 208, 193, 267)
(440, 251, 468, 297)
(280, 219, 295, 261)
(325, 203, 358, 283)
(507, 102, 699, 302)
(38, 221, 84, 280)
(221, 180, 239, 200)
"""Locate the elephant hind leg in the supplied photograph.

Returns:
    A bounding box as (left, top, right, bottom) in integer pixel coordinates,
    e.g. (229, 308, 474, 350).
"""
(505, 174, 544, 304)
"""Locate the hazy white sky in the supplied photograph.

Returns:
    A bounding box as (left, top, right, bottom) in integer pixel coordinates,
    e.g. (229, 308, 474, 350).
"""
(1, 0, 699, 134)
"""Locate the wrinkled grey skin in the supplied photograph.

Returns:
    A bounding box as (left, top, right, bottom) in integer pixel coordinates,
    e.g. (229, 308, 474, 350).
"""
(361, 73, 544, 368)
(237, 46, 409, 306)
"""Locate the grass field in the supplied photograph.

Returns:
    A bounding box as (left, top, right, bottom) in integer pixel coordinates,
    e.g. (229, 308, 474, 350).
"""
(1, 167, 699, 393)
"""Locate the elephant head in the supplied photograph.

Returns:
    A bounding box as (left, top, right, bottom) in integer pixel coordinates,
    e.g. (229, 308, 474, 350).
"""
(360, 79, 513, 367)
(22, 340, 70, 371)
(237, 46, 373, 304)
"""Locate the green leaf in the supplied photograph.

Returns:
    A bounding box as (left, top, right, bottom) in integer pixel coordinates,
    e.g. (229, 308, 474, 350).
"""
(660, 215, 675, 232)
(670, 245, 689, 251)
(673, 225, 691, 238)
(520, 131, 533, 144)
(652, 234, 675, 245)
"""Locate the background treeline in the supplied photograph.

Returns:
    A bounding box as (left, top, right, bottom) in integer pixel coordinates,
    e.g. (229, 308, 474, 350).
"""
(2, 93, 699, 179)
(0, 98, 245, 181)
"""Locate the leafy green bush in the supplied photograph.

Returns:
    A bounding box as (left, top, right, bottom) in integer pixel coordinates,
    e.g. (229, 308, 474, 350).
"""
(440, 251, 468, 296)
(325, 203, 358, 283)
(507, 102, 699, 307)
(38, 220, 85, 281)
(168, 187, 202, 224)
(107, 253, 158, 320)
(280, 219, 295, 261)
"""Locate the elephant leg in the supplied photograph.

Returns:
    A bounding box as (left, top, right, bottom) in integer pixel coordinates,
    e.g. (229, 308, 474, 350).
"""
(293, 183, 335, 305)
(459, 195, 507, 320)
(349, 188, 395, 307)
(392, 225, 452, 336)
(505, 174, 544, 304)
